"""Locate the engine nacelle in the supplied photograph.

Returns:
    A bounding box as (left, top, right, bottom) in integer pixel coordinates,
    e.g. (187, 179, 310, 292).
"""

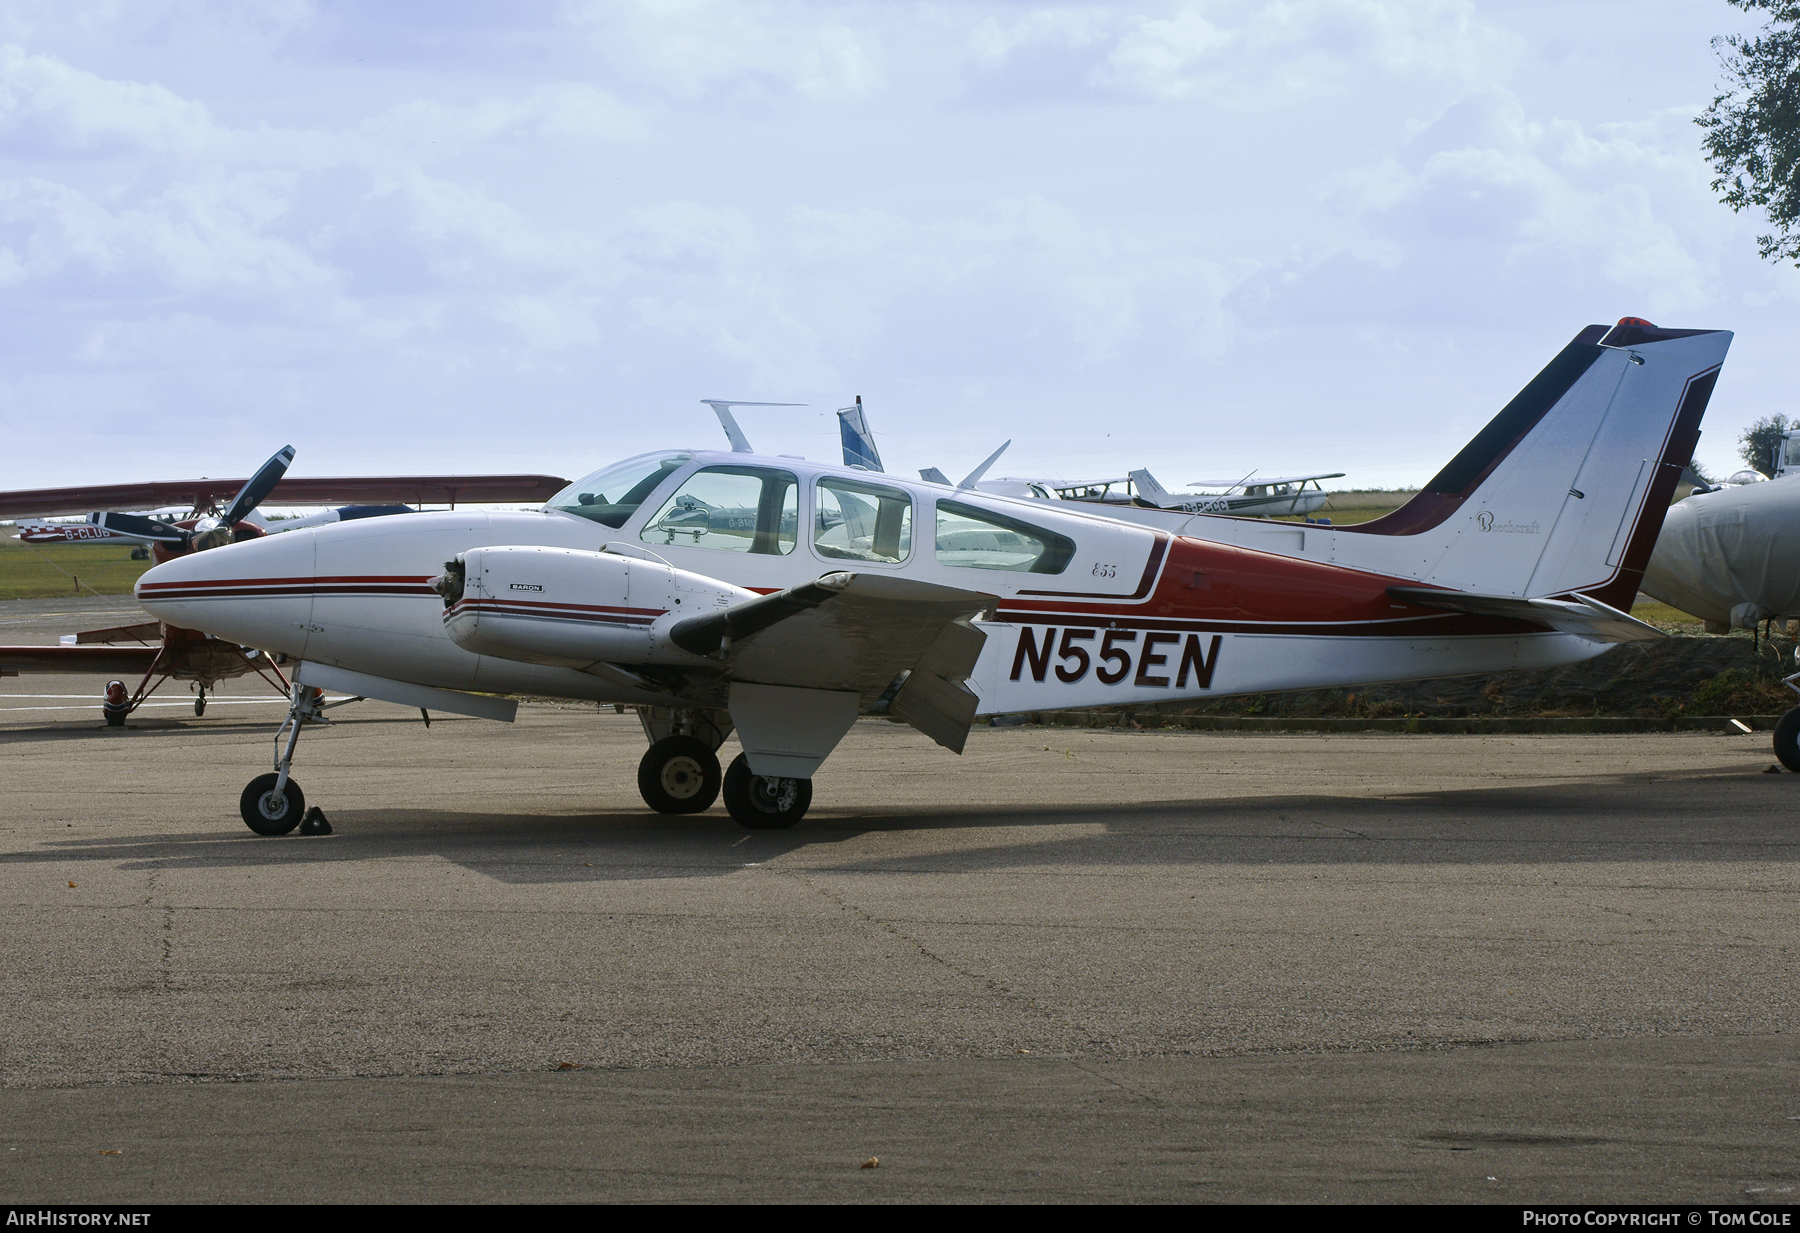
(437, 545, 750, 669)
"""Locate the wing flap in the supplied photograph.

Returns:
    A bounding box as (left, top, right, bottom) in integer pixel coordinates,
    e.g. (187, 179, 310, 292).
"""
(886, 619, 988, 753)
(682, 572, 996, 753)
(1388, 586, 1664, 644)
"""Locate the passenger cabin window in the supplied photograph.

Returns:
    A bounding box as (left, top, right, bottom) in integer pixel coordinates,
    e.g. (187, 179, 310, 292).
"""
(934, 500, 1074, 574)
(815, 477, 912, 564)
(546, 454, 688, 528)
(640, 466, 799, 555)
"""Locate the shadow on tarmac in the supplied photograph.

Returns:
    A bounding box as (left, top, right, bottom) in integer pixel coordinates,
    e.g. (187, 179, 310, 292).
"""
(7, 768, 1797, 884)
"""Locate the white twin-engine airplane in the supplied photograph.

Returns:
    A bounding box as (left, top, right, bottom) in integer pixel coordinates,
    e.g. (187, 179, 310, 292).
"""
(133, 319, 1728, 835)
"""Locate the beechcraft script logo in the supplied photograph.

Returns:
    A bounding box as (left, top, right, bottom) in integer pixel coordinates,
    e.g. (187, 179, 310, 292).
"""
(1475, 511, 1540, 534)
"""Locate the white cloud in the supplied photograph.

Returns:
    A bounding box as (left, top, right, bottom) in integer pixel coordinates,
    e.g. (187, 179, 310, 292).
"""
(0, 2, 1795, 490)
(563, 0, 884, 103)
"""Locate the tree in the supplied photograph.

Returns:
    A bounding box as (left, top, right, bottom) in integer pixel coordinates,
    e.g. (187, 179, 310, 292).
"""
(1740, 413, 1791, 474)
(1698, 1, 1800, 264)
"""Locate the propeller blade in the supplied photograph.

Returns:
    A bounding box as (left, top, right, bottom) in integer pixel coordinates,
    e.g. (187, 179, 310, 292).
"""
(220, 445, 295, 526)
(94, 512, 190, 546)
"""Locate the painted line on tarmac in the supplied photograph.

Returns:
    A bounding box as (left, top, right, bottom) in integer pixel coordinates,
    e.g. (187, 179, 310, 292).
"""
(0, 697, 352, 713)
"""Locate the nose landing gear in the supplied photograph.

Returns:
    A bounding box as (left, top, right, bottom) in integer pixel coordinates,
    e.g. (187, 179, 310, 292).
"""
(239, 683, 354, 836)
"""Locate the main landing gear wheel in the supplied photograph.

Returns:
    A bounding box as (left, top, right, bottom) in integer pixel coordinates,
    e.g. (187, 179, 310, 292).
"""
(637, 736, 722, 814)
(722, 753, 812, 829)
(1774, 707, 1800, 773)
(240, 773, 305, 836)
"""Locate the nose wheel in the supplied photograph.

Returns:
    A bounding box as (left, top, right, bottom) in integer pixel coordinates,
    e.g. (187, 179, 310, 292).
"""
(636, 736, 722, 813)
(240, 772, 305, 835)
(722, 754, 812, 829)
(239, 683, 335, 836)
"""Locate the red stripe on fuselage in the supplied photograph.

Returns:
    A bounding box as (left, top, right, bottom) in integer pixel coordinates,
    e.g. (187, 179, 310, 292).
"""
(998, 536, 1552, 638)
(138, 574, 436, 593)
(446, 597, 662, 625)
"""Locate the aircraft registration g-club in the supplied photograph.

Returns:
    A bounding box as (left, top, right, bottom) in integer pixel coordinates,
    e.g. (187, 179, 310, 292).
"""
(130, 319, 1729, 834)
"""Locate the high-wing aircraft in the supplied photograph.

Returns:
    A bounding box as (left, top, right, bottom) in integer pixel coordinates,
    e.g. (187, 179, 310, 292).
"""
(0, 451, 569, 719)
(1129, 470, 1346, 517)
(125, 319, 1728, 836)
(979, 470, 1347, 517)
(837, 401, 1344, 519)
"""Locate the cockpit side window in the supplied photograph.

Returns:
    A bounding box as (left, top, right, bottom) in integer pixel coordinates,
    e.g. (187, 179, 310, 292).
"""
(815, 477, 912, 564)
(640, 466, 799, 555)
(546, 455, 688, 528)
(934, 500, 1074, 574)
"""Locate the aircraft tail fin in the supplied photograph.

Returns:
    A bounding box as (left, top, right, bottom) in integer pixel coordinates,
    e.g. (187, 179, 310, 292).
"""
(1128, 469, 1176, 507)
(1343, 320, 1731, 608)
(837, 397, 883, 472)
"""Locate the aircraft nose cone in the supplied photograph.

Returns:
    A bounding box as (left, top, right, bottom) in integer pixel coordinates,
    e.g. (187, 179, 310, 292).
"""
(136, 531, 316, 656)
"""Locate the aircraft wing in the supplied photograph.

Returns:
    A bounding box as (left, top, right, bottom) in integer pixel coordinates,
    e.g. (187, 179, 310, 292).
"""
(1387, 586, 1664, 644)
(1189, 473, 1346, 489)
(0, 475, 570, 519)
(667, 572, 997, 752)
(0, 645, 163, 675)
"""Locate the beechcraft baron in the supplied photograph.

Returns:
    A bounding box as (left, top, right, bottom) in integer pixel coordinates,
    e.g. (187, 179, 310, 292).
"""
(130, 319, 1727, 834)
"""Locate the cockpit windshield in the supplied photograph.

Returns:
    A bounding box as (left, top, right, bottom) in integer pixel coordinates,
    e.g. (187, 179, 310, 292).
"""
(545, 454, 690, 528)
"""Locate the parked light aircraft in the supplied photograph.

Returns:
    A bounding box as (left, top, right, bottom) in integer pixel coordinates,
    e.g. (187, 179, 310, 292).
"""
(17, 504, 418, 548)
(1638, 470, 1800, 772)
(0, 452, 570, 718)
(836, 401, 1342, 518)
(130, 319, 1727, 835)
(1128, 470, 1345, 517)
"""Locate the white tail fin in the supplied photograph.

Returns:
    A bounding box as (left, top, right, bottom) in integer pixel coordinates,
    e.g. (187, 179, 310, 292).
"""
(1128, 469, 1176, 507)
(1337, 320, 1731, 607)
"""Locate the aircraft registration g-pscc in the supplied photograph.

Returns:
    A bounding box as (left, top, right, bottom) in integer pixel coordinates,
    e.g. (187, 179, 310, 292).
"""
(131, 319, 1729, 834)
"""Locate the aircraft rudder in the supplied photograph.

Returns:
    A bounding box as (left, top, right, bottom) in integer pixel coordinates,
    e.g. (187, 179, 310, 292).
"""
(1578, 341, 1728, 610)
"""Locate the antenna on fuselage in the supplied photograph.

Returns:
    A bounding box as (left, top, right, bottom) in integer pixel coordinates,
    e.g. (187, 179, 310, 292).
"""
(957, 440, 1011, 490)
(700, 400, 807, 454)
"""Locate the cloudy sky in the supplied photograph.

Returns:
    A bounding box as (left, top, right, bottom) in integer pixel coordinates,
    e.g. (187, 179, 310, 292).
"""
(0, 0, 1790, 498)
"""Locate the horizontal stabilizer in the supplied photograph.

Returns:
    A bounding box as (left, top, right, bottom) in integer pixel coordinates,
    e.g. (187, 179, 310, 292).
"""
(1190, 473, 1345, 489)
(1387, 586, 1664, 644)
